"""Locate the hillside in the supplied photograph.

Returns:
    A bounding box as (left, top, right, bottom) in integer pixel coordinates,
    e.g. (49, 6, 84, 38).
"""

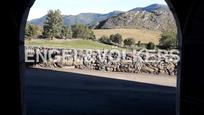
(96, 4, 176, 32)
(93, 29, 161, 44)
(29, 11, 123, 26)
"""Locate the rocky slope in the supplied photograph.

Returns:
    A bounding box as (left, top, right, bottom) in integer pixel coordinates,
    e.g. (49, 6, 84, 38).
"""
(96, 4, 176, 32)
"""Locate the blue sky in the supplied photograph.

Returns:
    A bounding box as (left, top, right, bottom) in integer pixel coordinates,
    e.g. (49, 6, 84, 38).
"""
(28, 0, 167, 20)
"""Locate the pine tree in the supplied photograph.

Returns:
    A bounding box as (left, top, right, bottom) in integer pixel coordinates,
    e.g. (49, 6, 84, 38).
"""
(43, 9, 63, 39)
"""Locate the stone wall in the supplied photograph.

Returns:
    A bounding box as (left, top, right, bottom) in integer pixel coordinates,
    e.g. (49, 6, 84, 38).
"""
(25, 46, 178, 76)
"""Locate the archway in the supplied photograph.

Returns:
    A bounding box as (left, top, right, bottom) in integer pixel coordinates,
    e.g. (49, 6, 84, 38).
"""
(23, 0, 181, 115)
(2, 0, 201, 115)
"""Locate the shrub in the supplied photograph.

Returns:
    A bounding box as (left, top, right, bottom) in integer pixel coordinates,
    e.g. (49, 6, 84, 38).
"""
(25, 24, 38, 40)
(159, 31, 177, 49)
(146, 42, 155, 49)
(71, 24, 96, 40)
(124, 38, 135, 47)
(60, 26, 72, 39)
(99, 35, 112, 45)
(110, 33, 123, 45)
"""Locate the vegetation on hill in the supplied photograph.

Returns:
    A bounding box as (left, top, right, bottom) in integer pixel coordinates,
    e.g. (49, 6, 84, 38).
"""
(29, 4, 176, 32)
(93, 29, 161, 44)
(25, 6, 178, 50)
(96, 4, 176, 32)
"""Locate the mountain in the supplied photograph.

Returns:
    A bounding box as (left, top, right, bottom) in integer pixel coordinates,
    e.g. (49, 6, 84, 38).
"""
(29, 11, 123, 26)
(130, 4, 169, 12)
(28, 15, 47, 26)
(96, 4, 176, 31)
(29, 4, 176, 32)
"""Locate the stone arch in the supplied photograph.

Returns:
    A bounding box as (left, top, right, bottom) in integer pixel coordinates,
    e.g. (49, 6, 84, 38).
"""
(4, 0, 203, 115)
(22, 0, 182, 114)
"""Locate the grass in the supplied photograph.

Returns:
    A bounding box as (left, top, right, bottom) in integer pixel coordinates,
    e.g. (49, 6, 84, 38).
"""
(25, 29, 161, 50)
(93, 29, 161, 44)
(25, 39, 122, 50)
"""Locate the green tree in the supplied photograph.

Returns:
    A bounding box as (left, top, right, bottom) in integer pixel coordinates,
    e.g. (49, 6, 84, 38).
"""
(159, 31, 177, 49)
(110, 33, 123, 45)
(124, 38, 135, 47)
(25, 24, 38, 40)
(99, 35, 112, 45)
(43, 9, 63, 39)
(71, 24, 95, 40)
(146, 42, 155, 49)
(86, 29, 96, 40)
(60, 26, 72, 39)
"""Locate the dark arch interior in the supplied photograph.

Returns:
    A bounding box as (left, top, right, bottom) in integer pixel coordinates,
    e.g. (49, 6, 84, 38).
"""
(2, 0, 204, 115)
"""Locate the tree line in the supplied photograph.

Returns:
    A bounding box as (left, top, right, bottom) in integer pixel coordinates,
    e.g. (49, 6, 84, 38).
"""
(25, 9, 95, 40)
(99, 31, 177, 50)
(25, 9, 177, 50)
